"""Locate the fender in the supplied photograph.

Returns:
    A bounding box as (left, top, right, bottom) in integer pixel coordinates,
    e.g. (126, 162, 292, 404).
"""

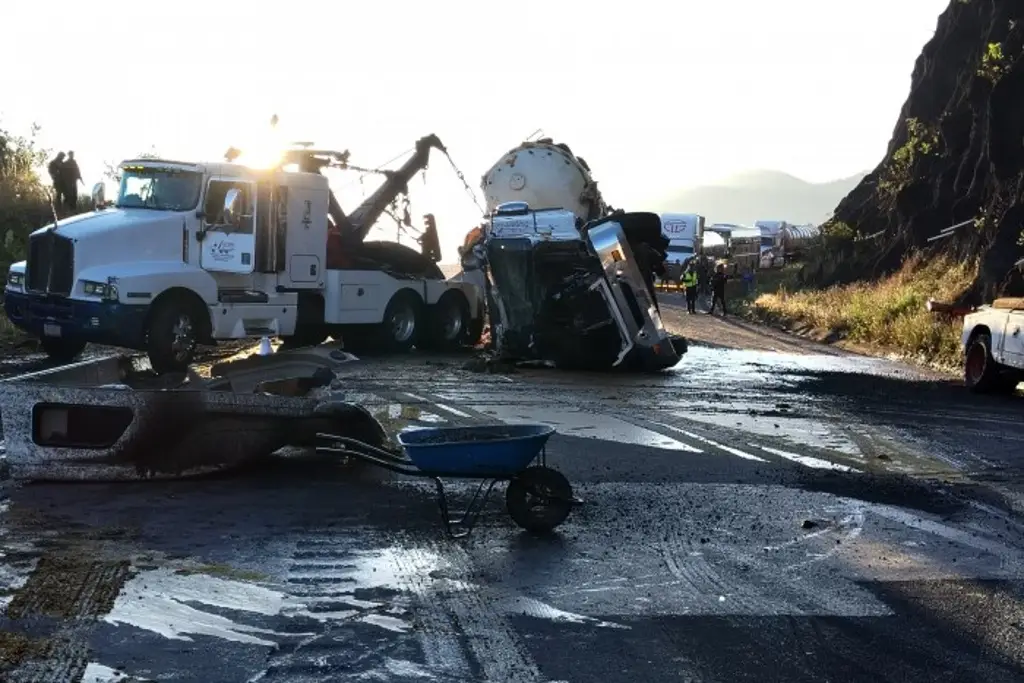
(77, 261, 220, 305)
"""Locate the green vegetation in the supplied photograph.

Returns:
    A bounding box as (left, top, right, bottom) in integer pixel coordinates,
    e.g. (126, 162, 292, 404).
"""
(746, 254, 976, 369)
(0, 122, 103, 347)
(977, 42, 1006, 83)
(878, 118, 941, 198)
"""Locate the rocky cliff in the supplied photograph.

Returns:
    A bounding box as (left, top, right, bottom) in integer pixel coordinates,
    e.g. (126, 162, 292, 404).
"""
(810, 0, 1024, 303)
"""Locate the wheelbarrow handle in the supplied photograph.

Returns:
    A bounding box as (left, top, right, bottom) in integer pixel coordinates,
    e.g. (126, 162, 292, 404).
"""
(315, 432, 420, 475)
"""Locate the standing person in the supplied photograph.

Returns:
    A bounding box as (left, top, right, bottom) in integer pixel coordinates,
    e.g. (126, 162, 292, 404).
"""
(61, 151, 83, 212)
(47, 152, 66, 210)
(682, 261, 699, 314)
(742, 266, 755, 296)
(698, 257, 710, 297)
(710, 263, 729, 315)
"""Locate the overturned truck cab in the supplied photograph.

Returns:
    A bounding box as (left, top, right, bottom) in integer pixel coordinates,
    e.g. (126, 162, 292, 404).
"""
(470, 202, 685, 371)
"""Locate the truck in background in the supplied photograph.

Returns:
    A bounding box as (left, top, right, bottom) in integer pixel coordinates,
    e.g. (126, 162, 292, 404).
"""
(726, 226, 763, 271)
(752, 219, 791, 268)
(658, 213, 705, 281)
(4, 134, 483, 373)
(775, 223, 821, 261)
(702, 231, 729, 260)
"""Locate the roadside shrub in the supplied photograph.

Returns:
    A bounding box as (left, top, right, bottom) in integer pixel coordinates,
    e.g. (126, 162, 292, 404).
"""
(751, 253, 975, 368)
(0, 122, 94, 344)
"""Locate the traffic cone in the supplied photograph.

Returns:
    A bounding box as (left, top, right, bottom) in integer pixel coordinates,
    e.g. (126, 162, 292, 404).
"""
(258, 336, 273, 356)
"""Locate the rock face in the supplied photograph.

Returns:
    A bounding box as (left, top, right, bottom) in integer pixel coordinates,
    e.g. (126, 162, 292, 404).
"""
(811, 0, 1024, 302)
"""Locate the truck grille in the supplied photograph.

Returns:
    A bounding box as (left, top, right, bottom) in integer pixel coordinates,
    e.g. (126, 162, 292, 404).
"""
(26, 230, 74, 296)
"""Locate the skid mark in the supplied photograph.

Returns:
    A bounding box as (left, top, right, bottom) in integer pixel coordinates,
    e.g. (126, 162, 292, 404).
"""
(661, 526, 778, 614)
(389, 535, 548, 683)
(255, 533, 479, 682)
(3, 552, 131, 683)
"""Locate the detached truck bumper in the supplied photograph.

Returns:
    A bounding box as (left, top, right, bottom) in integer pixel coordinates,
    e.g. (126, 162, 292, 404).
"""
(4, 290, 149, 349)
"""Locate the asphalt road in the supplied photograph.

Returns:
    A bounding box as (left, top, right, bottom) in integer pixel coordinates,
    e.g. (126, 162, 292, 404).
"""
(1, 301, 1024, 682)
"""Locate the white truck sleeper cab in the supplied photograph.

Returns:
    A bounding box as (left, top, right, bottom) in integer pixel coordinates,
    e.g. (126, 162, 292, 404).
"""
(4, 159, 480, 373)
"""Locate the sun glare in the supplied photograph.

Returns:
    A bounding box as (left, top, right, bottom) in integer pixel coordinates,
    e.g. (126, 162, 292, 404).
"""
(233, 143, 285, 170)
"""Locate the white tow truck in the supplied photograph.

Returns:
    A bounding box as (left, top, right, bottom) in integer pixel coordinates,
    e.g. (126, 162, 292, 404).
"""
(960, 298, 1024, 393)
(4, 135, 483, 373)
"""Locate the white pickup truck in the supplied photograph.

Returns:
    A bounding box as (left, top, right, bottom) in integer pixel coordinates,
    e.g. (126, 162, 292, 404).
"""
(961, 298, 1024, 393)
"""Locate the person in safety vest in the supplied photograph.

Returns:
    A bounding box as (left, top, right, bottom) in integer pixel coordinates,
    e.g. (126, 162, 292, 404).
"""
(682, 261, 699, 314)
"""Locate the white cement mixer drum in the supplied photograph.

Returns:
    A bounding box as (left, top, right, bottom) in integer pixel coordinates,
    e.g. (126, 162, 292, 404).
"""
(481, 141, 606, 222)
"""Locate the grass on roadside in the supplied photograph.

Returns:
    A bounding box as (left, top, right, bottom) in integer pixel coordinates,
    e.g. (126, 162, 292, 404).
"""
(0, 315, 29, 351)
(747, 254, 976, 369)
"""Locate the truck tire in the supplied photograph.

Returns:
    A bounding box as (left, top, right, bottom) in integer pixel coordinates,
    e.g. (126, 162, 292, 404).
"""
(423, 291, 470, 351)
(40, 337, 87, 364)
(381, 290, 423, 353)
(147, 296, 202, 374)
(964, 331, 1019, 394)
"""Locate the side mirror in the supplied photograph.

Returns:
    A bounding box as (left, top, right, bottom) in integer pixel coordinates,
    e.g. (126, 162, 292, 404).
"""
(222, 188, 242, 226)
(91, 182, 106, 209)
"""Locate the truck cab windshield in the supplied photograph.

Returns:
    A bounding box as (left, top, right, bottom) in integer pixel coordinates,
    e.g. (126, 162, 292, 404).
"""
(116, 167, 202, 211)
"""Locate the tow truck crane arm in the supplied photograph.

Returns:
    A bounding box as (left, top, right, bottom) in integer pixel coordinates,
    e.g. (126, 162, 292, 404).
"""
(346, 134, 446, 242)
(280, 135, 446, 270)
(281, 134, 446, 244)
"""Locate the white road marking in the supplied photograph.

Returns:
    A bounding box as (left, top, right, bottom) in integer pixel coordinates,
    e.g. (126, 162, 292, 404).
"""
(476, 404, 702, 452)
(431, 402, 474, 419)
(644, 420, 704, 452)
(654, 423, 767, 462)
(752, 444, 860, 472)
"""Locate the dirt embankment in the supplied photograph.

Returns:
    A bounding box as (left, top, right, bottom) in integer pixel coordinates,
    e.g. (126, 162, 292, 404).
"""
(806, 0, 1024, 303)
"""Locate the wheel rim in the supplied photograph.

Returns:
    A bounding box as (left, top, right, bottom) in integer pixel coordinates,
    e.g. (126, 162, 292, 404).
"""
(440, 300, 464, 341)
(389, 303, 416, 343)
(966, 342, 987, 384)
(170, 314, 196, 362)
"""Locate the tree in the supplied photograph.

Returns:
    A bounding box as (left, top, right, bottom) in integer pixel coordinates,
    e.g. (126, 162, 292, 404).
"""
(0, 121, 52, 272)
(0, 121, 47, 195)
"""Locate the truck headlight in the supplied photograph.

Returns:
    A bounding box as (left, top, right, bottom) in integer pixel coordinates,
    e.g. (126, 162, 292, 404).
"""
(7, 272, 24, 288)
(82, 280, 119, 301)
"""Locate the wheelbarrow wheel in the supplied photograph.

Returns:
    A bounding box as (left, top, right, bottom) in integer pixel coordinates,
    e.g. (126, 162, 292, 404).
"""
(506, 466, 573, 534)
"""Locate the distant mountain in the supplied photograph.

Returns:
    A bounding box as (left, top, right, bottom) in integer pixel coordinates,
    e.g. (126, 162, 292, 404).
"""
(654, 169, 867, 226)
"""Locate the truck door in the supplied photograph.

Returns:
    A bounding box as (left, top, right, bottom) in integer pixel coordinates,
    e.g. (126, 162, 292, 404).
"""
(1000, 309, 1024, 368)
(200, 177, 257, 274)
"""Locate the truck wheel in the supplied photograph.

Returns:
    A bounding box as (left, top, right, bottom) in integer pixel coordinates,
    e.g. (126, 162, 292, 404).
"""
(424, 291, 470, 350)
(381, 291, 422, 352)
(964, 332, 1014, 394)
(148, 297, 202, 374)
(40, 337, 87, 364)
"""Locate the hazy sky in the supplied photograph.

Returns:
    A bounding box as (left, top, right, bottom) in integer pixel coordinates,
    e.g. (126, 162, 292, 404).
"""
(1, 0, 949, 256)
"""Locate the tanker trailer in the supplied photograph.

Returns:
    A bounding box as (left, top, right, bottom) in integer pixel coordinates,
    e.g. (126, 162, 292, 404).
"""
(467, 139, 686, 371)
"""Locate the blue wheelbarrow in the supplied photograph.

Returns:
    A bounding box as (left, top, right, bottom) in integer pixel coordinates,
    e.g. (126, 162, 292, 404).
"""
(316, 423, 577, 538)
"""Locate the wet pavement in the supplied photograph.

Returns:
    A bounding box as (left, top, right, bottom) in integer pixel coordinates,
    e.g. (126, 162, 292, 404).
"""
(2, 301, 1024, 682)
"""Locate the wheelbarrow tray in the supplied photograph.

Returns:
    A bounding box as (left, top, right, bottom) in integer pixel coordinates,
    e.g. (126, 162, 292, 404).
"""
(397, 424, 554, 477)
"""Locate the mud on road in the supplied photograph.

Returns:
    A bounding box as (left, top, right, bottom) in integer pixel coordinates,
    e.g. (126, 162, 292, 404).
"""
(1, 302, 1023, 682)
